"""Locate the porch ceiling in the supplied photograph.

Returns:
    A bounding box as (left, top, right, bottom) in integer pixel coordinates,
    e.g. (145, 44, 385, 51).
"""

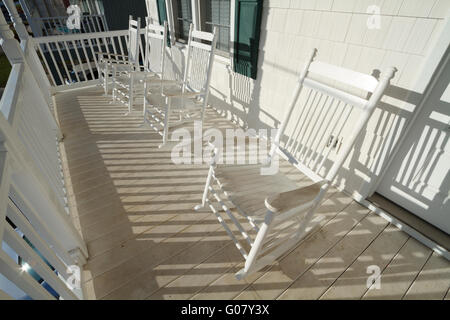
(55, 86, 450, 300)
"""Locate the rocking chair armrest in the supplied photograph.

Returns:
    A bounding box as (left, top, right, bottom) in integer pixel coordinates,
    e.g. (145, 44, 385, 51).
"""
(111, 64, 135, 72)
(265, 182, 323, 213)
(159, 79, 184, 86)
(134, 69, 158, 76)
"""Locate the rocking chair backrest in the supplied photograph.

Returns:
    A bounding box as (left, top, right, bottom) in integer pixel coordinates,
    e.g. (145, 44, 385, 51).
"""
(144, 19, 167, 74)
(183, 24, 218, 95)
(272, 48, 397, 185)
(127, 16, 141, 65)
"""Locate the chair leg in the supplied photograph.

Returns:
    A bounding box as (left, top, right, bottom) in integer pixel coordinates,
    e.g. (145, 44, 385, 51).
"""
(159, 97, 171, 148)
(128, 74, 134, 115)
(104, 68, 109, 96)
(111, 77, 115, 101)
(194, 165, 214, 211)
(142, 82, 148, 116)
(235, 210, 275, 280)
(200, 96, 208, 122)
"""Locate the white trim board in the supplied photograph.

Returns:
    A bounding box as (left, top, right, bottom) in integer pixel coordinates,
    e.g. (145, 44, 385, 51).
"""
(356, 196, 449, 261)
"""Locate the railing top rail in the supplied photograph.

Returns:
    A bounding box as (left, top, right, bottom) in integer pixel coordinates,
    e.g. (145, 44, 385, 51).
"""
(33, 29, 130, 43)
(35, 14, 105, 20)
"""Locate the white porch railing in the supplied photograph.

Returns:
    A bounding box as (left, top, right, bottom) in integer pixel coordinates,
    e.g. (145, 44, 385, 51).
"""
(32, 14, 109, 37)
(33, 29, 147, 88)
(0, 2, 87, 300)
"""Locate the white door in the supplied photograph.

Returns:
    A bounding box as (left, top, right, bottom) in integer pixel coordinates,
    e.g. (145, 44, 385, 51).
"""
(377, 52, 450, 234)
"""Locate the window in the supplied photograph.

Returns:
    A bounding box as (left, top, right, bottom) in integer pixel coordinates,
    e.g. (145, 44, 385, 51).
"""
(174, 0, 192, 42)
(155, 0, 262, 78)
(200, 0, 231, 53)
(161, 0, 231, 52)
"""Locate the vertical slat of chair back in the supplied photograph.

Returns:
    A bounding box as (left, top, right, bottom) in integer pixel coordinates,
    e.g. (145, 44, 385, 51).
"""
(144, 20, 167, 74)
(183, 24, 218, 94)
(162, 48, 180, 82)
(273, 48, 397, 184)
(323, 65, 397, 184)
(128, 16, 141, 65)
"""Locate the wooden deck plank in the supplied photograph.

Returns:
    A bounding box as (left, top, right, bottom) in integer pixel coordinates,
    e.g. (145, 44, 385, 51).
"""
(147, 243, 241, 300)
(320, 225, 409, 299)
(403, 252, 450, 300)
(101, 225, 234, 299)
(277, 213, 389, 299)
(362, 238, 433, 299)
(148, 188, 341, 300)
(83, 214, 218, 299)
(249, 200, 367, 299)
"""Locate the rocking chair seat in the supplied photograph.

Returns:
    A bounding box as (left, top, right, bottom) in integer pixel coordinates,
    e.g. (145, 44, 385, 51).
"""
(213, 164, 319, 221)
(112, 64, 135, 73)
(114, 71, 160, 82)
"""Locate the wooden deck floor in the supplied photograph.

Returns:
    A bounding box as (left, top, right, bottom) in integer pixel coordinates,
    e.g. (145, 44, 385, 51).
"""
(56, 87, 450, 300)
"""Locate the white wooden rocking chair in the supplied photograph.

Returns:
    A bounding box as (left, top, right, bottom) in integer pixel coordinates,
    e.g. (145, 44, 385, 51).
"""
(97, 15, 141, 95)
(194, 48, 397, 280)
(143, 23, 217, 148)
(112, 19, 168, 115)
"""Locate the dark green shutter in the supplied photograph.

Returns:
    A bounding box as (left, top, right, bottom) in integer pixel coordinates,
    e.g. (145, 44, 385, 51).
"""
(156, 0, 171, 46)
(233, 0, 263, 79)
(156, 0, 167, 25)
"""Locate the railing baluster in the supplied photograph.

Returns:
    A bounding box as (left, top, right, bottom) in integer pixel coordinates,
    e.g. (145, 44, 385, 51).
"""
(110, 34, 118, 57)
(80, 39, 94, 81)
(87, 37, 99, 71)
(45, 42, 63, 85)
(71, 40, 87, 81)
(101, 36, 112, 59)
(63, 40, 80, 83)
(37, 43, 57, 86)
(118, 35, 125, 59)
(55, 41, 71, 84)
(94, 15, 102, 33)
(42, 19, 49, 36)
